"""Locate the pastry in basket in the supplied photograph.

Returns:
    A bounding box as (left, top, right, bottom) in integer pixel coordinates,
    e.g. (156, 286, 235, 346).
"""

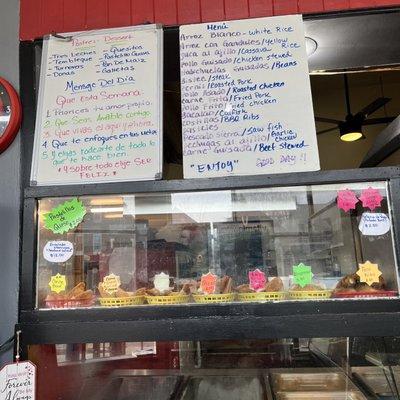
(45, 282, 95, 306)
(144, 275, 190, 305)
(235, 277, 284, 293)
(72, 289, 94, 300)
(179, 280, 198, 295)
(334, 272, 386, 294)
(98, 282, 146, 298)
(145, 288, 182, 296)
(197, 275, 233, 295)
(265, 277, 284, 292)
(45, 292, 66, 302)
(291, 283, 325, 291)
(98, 282, 114, 298)
(67, 282, 85, 298)
(192, 274, 235, 303)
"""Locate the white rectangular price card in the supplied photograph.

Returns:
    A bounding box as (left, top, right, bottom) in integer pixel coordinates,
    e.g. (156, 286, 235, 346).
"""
(31, 25, 163, 185)
(180, 15, 320, 178)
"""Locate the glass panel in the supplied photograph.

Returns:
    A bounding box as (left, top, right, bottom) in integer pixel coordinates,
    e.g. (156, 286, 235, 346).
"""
(36, 181, 399, 309)
(28, 337, 400, 400)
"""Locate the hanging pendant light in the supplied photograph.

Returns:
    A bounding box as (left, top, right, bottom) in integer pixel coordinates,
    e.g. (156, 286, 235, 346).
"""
(339, 115, 364, 142)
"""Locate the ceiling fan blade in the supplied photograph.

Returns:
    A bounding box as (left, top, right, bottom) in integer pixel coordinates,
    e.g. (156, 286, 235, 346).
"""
(315, 117, 342, 124)
(362, 117, 396, 126)
(357, 97, 391, 118)
(317, 126, 338, 135)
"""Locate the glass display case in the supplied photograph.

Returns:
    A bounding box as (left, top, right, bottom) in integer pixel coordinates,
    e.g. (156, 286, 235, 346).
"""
(28, 336, 400, 399)
(35, 181, 398, 309)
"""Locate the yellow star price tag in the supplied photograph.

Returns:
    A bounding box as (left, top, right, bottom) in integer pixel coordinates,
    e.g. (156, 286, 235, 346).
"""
(356, 261, 382, 286)
(49, 273, 67, 294)
(102, 273, 121, 295)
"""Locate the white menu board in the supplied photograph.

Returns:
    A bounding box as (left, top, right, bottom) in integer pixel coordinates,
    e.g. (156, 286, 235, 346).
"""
(180, 15, 319, 179)
(31, 25, 163, 185)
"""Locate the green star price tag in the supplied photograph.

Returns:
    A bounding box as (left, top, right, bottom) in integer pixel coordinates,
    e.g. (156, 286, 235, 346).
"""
(293, 263, 313, 288)
(44, 198, 86, 234)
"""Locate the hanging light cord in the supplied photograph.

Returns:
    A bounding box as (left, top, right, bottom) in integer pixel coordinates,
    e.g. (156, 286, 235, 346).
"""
(379, 75, 389, 121)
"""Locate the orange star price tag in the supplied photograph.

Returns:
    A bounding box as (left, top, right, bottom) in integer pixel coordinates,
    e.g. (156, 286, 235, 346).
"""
(200, 272, 217, 294)
(356, 261, 382, 286)
(49, 273, 67, 294)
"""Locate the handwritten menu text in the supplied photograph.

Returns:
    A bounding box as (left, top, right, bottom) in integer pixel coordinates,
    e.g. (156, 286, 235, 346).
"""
(31, 26, 162, 185)
(180, 15, 319, 178)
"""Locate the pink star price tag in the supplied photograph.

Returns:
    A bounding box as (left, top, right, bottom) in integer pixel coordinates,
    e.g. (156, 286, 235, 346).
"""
(337, 189, 358, 212)
(249, 269, 266, 292)
(359, 187, 383, 211)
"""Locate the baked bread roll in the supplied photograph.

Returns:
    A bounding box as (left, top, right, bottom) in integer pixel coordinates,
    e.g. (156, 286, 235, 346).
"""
(265, 277, 284, 292)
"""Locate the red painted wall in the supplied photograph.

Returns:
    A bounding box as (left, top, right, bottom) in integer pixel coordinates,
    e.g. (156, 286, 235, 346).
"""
(20, 0, 400, 40)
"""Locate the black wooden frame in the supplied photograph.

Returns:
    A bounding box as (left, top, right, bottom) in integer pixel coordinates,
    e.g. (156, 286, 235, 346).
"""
(17, 9, 400, 350)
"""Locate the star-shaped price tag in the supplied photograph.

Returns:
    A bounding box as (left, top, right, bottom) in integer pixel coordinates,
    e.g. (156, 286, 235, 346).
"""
(356, 260, 382, 286)
(337, 189, 359, 212)
(200, 272, 217, 294)
(102, 273, 121, 295)
(154, 272, 171, 292)
(49, 273, 67, 294)
(293, 263, 313, 288)
(359, 187, 383, 211)
(249, 269, 266, 292)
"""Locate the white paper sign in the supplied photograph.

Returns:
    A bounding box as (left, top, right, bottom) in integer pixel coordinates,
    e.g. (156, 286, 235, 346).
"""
(359, 212, 390, 236)
(0, 361, 36, 400)
(43, 240, 74, 263)
(180, 15, 319, 178)
(31, 25, 163, 186)
(154, 272, 170, 292)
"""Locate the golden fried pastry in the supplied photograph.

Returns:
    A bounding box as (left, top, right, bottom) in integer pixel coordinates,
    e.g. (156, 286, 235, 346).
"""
(265, 277, 284, 292)
(45, 293, 66, 301)
(334, 287, 357, 293)
(67, 282, 85, 298)
(291, 283, 323, 291)
(72, 289, 94, 301)
(356, 283, 380, 292)
(134, 287, 147, 296)
(369, 275, 386, 290)
(235, 284, 253, 293)
(146, 288, 161, 296)
(98, 282, 113, 298)
(222, 277, 233, 294)
(334, 272, 386, 293)
(180, 283, 191, 295)
(116, 287, 133, 298)
(335, 273, 359, 290)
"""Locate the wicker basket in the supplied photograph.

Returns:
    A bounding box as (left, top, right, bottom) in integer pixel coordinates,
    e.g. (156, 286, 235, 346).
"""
(45, 298, 95, 309)
(99, 296, 145, 307)
(288, 290, 332, 300)
(237, 291, 286, 302)
(145, 294, 190, 305)
(193, 293, 235, 303)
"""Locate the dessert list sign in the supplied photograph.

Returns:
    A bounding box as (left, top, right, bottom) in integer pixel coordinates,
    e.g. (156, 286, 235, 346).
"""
(180, 15, 319, 178)
(31, 25, 163, 185)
